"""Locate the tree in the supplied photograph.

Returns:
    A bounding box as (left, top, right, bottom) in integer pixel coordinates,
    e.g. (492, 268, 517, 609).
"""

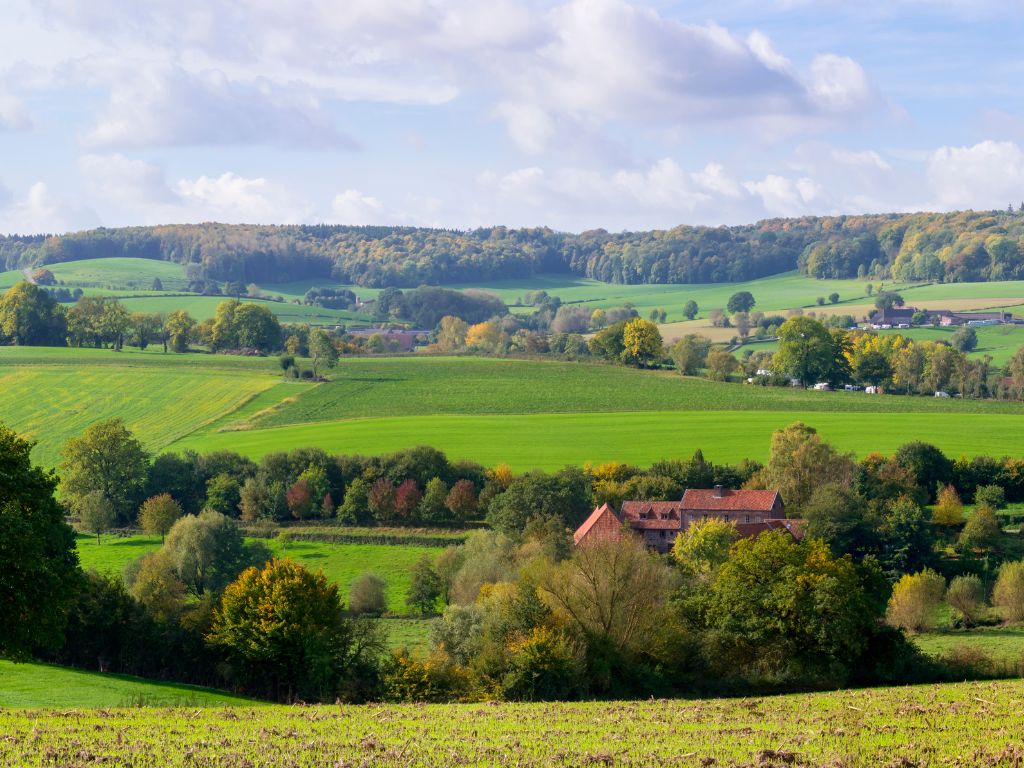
(703, 533, 885, 684)
(162, 510, 255, 596)
(829, 292, 840, 304)
(802, 484, 879, 559)
(0, 423, 81, 659)
(894, 442, 953, 502)
(486, 467, 592, 535)
(76, 490, 116, 544)
(407, 555, 442, 615)
(932, 485, 964, 527)
(854, 349, 892, 387)
(727, 291, 756, 314)
(670, 334, 711, 375)
(164, 310, 195, 352)
(418, 477, 449, 523)
(993, 560, 1024, 622)
(209, 558, 383, 701)
(349, 573, 387, 616)
(205, 473, 241, 517)
(394, 479, 422, 520)
(959, 505, 1001, 552)
(874, 292, 904, 312)
(434, 316, 469, 352)
(946, 574, 985, 627)
(234, 303, 282, 352)
(705, 348, 737, 381)
(338, 478, 372, 525)
(368, 477, 397, 522)
(682, 300, 698, 320)
(138, 493, 183, 542)
(881, 495, 935, 576)
(0, 281, 67, 346)
(885, 569, 945, 633)
(445, 479, 478, 521)
(308, 328, 338, 379)
(758, 422, 855, 513)
(465, 321, 507, 353)
(59, 418, 149, 526)
(773, 316, 837, 386)
(975, 485, 1006, 509)
(621, 318, 662, 368)
(951, 325, 978, 353)
(671, 518, 738, 577)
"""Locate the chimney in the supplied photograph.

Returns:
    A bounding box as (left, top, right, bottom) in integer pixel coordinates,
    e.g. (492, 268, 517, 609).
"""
(713, 484, 723, 498)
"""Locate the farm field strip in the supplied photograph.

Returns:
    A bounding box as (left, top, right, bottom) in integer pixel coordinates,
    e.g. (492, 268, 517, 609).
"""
(170, 409, 1024, 469)
(0, 365, 280, 466)
(3, 679, 1024, 765)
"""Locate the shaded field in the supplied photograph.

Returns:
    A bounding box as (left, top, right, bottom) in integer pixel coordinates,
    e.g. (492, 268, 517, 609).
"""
(915, 627, 1024, 663)
(172, 409, 1024, 470)
(0, 661, 253, 708)
(4, 680, 1024, 765)
(76, 535, 444, 613)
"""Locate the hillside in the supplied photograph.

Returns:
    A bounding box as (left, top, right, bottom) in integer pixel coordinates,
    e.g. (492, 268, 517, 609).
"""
(4, 209, 1024, 288)
(3, 678, 1022, 765)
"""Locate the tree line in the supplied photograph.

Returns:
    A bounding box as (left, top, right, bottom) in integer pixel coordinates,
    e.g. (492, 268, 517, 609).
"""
(4, 210, 1024, 288)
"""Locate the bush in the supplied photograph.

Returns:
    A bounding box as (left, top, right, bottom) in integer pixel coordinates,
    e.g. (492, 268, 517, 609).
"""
(975, 485, 1006, 509)
(946, 574, 986, 627)
(959, 505, 1001, 552)
(886, 569, 945, 633)
(993, 560, 1024, 622)
(349, 573, 387, 616)
(501, 627, 581, 702)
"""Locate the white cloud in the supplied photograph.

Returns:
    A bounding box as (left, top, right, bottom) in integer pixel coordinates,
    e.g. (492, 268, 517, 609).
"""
(330, 189, 386, 225)
(926, 140, 1024, 209)
(82, 65, 353, 149)
(808, 55, 872, 113)
(78, 153, 176, 204)
(0, 181, 99, 234)
(0, 92, 31, 131)
(743, 175, 824, 217)
(174, 172, 312, 224)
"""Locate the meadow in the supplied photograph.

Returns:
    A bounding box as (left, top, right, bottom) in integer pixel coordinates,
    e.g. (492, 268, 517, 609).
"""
(0, 661, 254, 708)
(4, 347, 1024, 469)
(75, 534, 445, 614)
(915, 626, 1024, 663)
(3, 679, 1024, 765)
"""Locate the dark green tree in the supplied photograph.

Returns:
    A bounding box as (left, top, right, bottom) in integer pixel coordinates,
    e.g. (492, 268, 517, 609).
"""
(726, 291, 756, 314)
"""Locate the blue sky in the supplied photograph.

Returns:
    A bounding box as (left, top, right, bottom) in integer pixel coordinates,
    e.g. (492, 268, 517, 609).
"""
(0, 0, 1023, 233)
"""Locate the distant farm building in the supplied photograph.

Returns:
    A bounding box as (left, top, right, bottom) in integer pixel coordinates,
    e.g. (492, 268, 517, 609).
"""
(345, 328, 429, 352)
(871, 307, 1015, 329)
(574, 486, 803, 554)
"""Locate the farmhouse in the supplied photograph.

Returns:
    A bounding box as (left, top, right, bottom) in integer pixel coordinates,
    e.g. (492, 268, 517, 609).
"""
(872, 306, 1015, 328)
(574, 486, 802, 554)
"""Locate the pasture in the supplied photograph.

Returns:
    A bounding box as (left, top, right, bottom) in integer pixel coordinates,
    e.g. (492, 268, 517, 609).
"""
(916, 627, 1024, 664)
(75, 534, 444, 614)
(0, 661, 254, 708)
(3, 679, 1024, 765)
(3, 347, 1024, 469)
(46, 257, 190, 292)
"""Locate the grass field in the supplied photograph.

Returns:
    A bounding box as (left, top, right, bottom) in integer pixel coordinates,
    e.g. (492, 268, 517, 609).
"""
(0, 661, 253, 708)
(876, 323, 1024, 366)
(4, 347, 1024, 469)
(916, 626, 1024, 663)
(46, 257, 190, 291)
(3, 679, 1024, 765)
(115, 294, 371, 324)
(75, 534, 444, 613)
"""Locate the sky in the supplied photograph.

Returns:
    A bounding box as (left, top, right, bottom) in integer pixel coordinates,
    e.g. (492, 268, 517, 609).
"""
(1, 0, 1023, 234)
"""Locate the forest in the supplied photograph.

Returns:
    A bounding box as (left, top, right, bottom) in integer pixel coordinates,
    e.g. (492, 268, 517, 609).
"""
(4, 209, 1024, 287)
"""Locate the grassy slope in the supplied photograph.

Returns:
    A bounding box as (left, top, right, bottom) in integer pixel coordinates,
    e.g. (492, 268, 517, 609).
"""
(0, 353, 282, 466)
(4, 680, 1024, 764)
(47, 257, 190, 291)
(4, 347, 1023, 470)
(76, 535, 444, 613)
(0, 661, 254, 707)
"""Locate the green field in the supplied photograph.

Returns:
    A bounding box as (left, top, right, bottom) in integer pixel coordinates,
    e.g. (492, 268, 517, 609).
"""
(3, 679, 1024, 764)
(3, 347, 1024, 469)
(0, 661, 254, 708)
(877, 323, 1024, 366)
(47, 257, 191, 291)
(916, 627, 1024, 663)
(76, 534, 443, 613)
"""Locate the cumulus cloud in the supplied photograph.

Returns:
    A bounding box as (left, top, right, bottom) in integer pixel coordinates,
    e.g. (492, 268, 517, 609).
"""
(926, 140, 1024, 209)
(330, 189, 387, 225)
(78, 153, 176, 204)
(0, 92, 31, 131)
(82, 65, 354, 149)
(0, 181, 99, 234)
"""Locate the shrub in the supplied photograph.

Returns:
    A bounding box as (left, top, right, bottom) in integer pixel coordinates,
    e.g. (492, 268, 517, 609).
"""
(975, 485, 1006, 509)
(959, 505, 1001, 552)
(349, 573, 387, 616)
(946, 574, 986, 627)
(932, 485, 964, 527)
(886, 569, 945, 633)
(993, 560, 1024, 622)
(502, 627, 581, 702)
(138, 493, 183, 542)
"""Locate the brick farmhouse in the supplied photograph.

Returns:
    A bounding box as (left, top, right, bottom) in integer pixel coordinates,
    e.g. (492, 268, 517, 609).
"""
(574, 485, 804, 553)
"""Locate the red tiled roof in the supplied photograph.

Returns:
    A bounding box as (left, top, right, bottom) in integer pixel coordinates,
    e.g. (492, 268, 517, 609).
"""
(682, 488, 780, 513)
(735, 519, 806, 540)
(620, 501, 684, 530)
(573, 503, 623, 546)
